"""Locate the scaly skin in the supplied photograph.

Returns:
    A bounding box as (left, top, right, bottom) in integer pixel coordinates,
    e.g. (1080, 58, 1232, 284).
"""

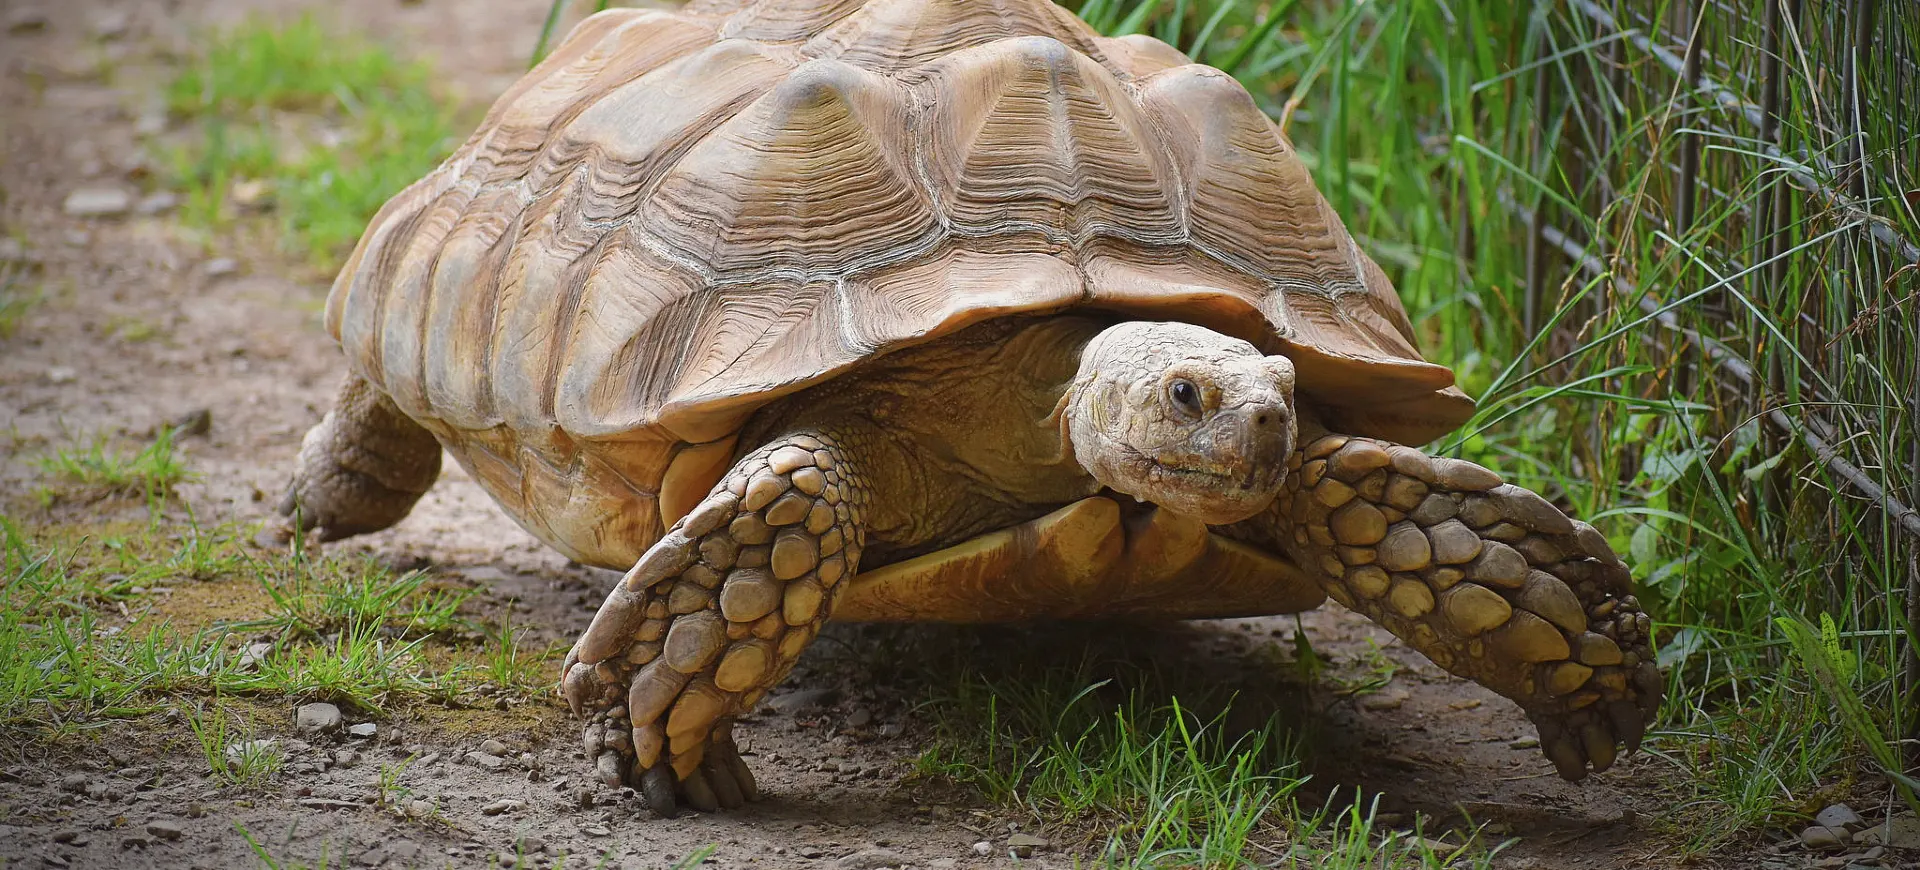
(1260, 426, 1662, 779)
(561, 430, 867, 816)
(275, 374, 442, 541)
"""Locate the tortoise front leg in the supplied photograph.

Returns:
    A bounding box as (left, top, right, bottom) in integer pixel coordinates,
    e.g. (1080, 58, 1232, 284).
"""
(1266, 431, 1662, 780)
(561, 430, 867, 815)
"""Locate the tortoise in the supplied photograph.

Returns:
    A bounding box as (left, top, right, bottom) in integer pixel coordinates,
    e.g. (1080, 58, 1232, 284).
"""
(274, 0, 1663, 816)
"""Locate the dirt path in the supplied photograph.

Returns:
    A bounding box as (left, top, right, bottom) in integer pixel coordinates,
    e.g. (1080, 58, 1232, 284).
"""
(0, 2, 1792, 869)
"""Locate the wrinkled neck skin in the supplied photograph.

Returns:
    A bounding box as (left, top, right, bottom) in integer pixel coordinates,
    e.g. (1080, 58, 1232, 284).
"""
(1060, 321, 1299, 524)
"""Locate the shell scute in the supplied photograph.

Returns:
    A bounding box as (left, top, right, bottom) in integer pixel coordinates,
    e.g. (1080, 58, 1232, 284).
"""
(638, 58, 935, 277)
(916, 36, 1182, 246)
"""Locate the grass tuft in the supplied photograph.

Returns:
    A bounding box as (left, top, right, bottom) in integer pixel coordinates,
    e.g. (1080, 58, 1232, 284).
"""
(32, 428, 192, 504)
(159, 14, 461, 266)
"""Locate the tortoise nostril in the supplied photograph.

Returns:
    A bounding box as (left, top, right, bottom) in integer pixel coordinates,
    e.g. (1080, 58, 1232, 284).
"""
(1255, 412, 1272, 428)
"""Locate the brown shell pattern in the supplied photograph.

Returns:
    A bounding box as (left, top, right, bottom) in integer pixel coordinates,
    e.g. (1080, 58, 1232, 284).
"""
(324, 0, 1474, 569)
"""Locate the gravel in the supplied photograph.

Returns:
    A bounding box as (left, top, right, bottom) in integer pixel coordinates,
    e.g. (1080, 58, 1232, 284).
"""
(835, 849, 907, 869)
(1798, 825, 1845, 850)
(61, 187, 133, 218)
(1815, 803, 1863, 831)
(295, 702, 343, 734)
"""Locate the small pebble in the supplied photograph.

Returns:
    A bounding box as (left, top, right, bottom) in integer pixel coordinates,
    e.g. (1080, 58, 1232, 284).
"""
(6, 9, 49, 33)
(295, 703, 342, 734)
(347, 723, 377, 738)
(479, 738, 510, 757)
(1800, 825, 1846, 850)
(203, 258, 239, 278)
(835, 849, 907, 869)
(480, 799, 522, 816)
(1007, 833, 1049, 858)
(62, 186, 132, 218)
(145, 820, 184, 841)
(466, 751, 507, 771)
(971, 841, 992, 857)
(134, 192, 177, 215)
(1816, 803, 1864, 831)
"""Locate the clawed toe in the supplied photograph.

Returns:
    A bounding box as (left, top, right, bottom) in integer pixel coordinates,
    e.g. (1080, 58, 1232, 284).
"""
(1529, 697, 1650, 780)
(641, 763, 680, 817)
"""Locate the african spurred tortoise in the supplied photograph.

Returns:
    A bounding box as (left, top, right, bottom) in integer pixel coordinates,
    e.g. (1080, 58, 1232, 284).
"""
(275, 0, 1662, 816)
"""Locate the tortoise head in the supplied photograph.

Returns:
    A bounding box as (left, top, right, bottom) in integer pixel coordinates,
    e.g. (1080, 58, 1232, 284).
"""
(1063, 321, 1297, 524)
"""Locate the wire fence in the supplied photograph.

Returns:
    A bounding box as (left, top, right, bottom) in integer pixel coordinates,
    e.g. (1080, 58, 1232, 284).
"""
(1510, 0, 1918, 760)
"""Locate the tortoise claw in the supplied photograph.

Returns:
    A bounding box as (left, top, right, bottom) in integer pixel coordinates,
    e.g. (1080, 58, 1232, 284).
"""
(641, 763, 680, 818)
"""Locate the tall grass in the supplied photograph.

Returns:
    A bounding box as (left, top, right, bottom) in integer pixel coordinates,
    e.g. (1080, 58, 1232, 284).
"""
(1070, 0, 1916, 851)
(544, 0, 1910, 857)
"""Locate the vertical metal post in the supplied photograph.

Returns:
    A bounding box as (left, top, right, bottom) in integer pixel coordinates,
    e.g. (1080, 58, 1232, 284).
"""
(1523, 3, 1552, 337)
(1675, 0, 1705, 236)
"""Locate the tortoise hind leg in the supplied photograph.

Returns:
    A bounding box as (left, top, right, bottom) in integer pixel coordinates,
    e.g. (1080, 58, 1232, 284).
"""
(561, 430, 866, 816)
(276, 373, 442, 542)
(1268, 432, 1663, 781)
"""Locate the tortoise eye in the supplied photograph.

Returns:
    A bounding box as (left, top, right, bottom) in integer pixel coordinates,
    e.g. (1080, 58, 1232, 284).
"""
(1168, 379, 1203, 418)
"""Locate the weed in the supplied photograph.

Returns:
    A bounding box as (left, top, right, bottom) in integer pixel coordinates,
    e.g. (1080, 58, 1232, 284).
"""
(373, 753, 418, 810)
(160, 14, 460, 265)
(477, 611, 548, 695)
(32, 428, 192, 504)
(246, 551, 470, 640)
(187, 702, 283, 788)
(0, 263, 41, 339)
(237, 822, 335, 870)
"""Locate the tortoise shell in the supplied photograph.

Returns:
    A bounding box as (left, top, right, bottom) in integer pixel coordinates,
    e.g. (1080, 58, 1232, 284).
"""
(323, 0, 1474, 569)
